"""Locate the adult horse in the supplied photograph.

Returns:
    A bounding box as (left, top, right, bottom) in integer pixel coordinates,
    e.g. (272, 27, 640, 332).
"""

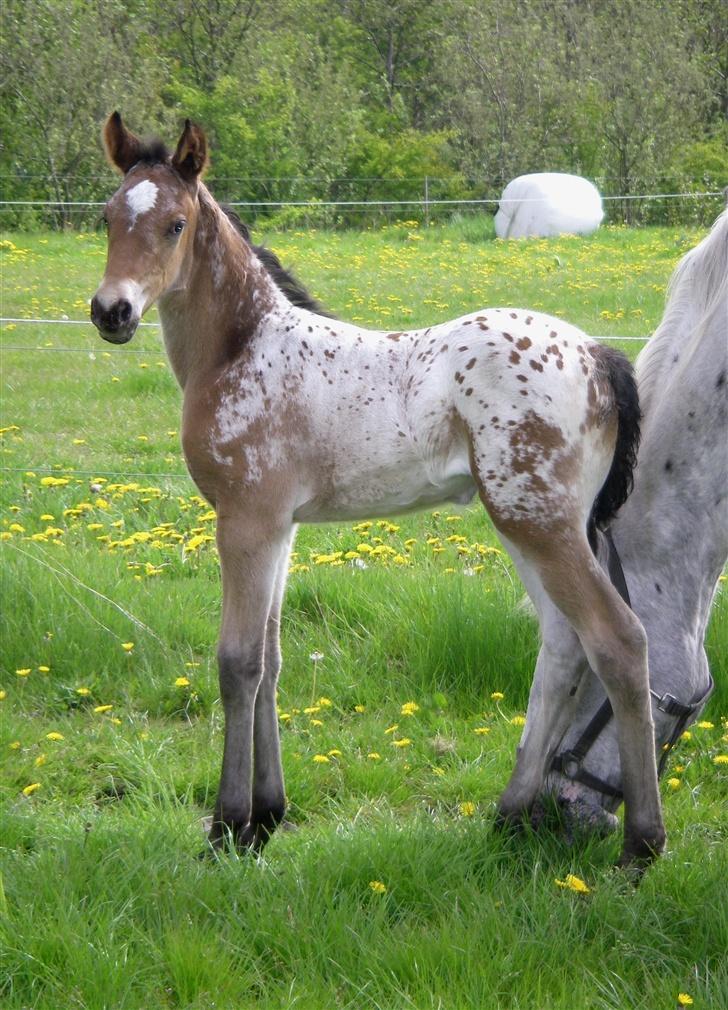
(526, 209, 727, 831)
(91, 114, 661, 867)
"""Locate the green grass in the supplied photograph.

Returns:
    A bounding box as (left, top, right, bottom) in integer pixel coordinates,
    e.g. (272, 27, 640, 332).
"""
(1, 222, 726, 1009)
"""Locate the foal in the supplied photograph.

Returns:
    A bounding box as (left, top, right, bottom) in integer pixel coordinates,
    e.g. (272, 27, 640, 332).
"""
(91, 115, 663, 867)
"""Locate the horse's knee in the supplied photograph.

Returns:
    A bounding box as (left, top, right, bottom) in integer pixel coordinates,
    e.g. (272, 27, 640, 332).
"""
(217, 644, 264, 700)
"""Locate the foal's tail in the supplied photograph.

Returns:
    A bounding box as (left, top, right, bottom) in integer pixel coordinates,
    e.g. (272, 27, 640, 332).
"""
(589, 345, 641, 537)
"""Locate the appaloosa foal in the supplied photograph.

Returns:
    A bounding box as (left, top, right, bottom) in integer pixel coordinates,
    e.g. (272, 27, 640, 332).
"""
(91, 114, 663, 867)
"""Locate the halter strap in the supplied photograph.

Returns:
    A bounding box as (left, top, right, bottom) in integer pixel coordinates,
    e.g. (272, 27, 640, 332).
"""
(549, 528, 715, 799)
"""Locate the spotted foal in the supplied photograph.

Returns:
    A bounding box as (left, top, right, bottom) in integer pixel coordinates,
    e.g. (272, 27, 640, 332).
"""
(91, 114, 664, 867)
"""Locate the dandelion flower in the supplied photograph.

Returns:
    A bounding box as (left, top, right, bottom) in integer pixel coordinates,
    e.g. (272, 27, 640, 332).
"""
(22, 783, 41, 796)
(459, 801, 476, 817)
(667, 777, 681, 790)
(510, 715, 526, 727)
(696, 721, 714, 730)
(555, 874, 590, 894)
(369, 880, 387, 894)
(121, 642, 134, 652)
(93, 704, 113, 714)
(474, 727, 490, 735)
(677, 995, 694, 1006)
(400, 701, 420, 716)
(367, 752, 381, 761)
(312, 754, 330, 764)
(491, 691, 504, 701)
(392, 738, 412, 748)
(713, 755, 728, 765)
(309, 651, 324, 662)
(16, 668, 31, 677)
(384, 724, 399, 735)
(354, 704, 366, 714)
(0, 691, 6, 701)
(328, 749, 342, 757)
(175, 676, 190, 688)
(46, 732, 64, 741)
(76, 687, 91, 696)
(38, 666, 50, 673)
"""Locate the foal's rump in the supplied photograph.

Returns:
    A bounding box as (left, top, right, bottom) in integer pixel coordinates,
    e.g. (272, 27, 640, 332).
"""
(445, 307, 631, 540)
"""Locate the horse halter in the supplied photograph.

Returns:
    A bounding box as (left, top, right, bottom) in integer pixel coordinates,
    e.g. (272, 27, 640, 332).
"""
(550, 528, 715, 800)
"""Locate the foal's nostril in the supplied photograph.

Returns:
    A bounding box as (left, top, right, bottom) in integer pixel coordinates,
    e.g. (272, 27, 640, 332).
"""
(118, 299, 132, 324)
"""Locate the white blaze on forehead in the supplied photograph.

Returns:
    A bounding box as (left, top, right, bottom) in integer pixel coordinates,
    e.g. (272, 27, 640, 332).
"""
(126, 180, 158, 229)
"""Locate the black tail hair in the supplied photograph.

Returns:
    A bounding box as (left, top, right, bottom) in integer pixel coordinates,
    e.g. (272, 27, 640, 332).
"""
(589, 345, 641, 539)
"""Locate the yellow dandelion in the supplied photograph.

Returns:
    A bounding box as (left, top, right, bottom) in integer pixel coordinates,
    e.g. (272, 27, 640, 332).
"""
(34, 754, 47, 767)
(696, 721, 714, 730)
(174, 676, 191, 688)
(491, 691, 504, 701)
(38, 665, 50, 673)
(367, 752, 381, 760)
(384, 723, 399, 735)
(0, 690, 6, 701)
(76, 687, 91, 696)
(713, 755, 728, 765)
(22, 783, 41, 796)
(474, 727, 490, 735)
(400, 701, 420, 716)
(121, 642, 134, 652)
(677, 995, 694, 1006)
(392, 738, 412, 748)
(681, 731, 692, 741)
(555, 874, 590, 894)
(312, 754, 330, 764)
(46, 732, 64, 741)
(510, 715, 526, 727)
(328, 749, 342, 757)
(459, 801, 476, 817)
(318, 696, 333, 708)
(9, 741, 21, 750)
(310, 718, 324, 727)
(667, 777, 681, 790)
(93, 704, 113, 714)
(16, 668, 31, 677)
(368, 880, 387, 894)
(354, 704, 366, 714)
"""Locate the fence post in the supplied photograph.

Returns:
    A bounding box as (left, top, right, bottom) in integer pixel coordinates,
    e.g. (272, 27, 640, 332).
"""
(424, 176, 430, 227)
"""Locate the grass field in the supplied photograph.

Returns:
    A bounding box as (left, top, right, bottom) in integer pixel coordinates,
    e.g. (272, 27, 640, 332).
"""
(1, 221, 727, 1010)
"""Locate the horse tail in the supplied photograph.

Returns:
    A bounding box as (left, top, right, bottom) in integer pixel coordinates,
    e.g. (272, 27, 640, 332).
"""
(588, 345, 641, 540)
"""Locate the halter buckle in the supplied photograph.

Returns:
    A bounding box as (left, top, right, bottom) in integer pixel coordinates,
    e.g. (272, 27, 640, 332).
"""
(560, 751, 582, 780)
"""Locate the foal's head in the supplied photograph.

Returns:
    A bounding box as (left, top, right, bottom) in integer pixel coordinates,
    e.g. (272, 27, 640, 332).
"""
(91, 113, 207, 343)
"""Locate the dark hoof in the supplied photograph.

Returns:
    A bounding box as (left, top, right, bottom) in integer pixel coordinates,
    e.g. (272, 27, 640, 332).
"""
(616, 831, 666, 881)
(493, 807, 529, 835)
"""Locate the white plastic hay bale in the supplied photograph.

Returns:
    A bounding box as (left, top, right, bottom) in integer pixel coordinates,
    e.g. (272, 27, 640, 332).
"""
(494, 173, 603, 239)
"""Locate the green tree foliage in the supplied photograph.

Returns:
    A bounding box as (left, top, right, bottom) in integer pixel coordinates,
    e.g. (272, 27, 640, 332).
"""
(1, 0, 725, 228)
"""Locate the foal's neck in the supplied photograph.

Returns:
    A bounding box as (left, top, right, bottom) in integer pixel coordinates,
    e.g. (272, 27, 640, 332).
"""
(157, 188, 290, 388)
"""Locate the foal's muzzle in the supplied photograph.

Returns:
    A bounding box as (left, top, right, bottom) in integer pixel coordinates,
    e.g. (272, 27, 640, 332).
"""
(90, 295, 138, 344)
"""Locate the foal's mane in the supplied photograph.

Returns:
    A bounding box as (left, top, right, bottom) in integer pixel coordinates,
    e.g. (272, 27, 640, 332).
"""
(221, 206, 331, 317)
(637, 208, 728, 415)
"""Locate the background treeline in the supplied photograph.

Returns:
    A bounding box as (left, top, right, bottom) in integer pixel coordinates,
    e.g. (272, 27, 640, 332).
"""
(1, 0, 727, 229)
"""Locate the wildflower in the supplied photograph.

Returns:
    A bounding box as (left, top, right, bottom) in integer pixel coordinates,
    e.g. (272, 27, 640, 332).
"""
(318, 697, 333, 708)
(354, 704, 366, 714)
(22, 783, 41, 796)
(367, 752, 381, 760)
(35, 754, 47, 767)
(174, 676, 191, 688)
(0, 691, 5, 701)
(510, 715, 526, 727)
(491, 691, 504, 701)
(400, 701, 420, 716)
(667, 778, 681, 790)
(93, 704, 113, 714)
(9, 741, 21, 750)
(310, 718, 324, 727)
(46, 732, 64, 741)
(681, 731, 692, 741)
(16, 668, 31, 677)
(76, 687, 91, 696)
(369, 880, 386, 894)
(554, 874, 591, 894)
(713, 755, 728, 765)
(473, 727, 490, 735)
(121, 642, 134, 652)
(313, 754, 330, 764)
(38, 666, 50, 673)
(677, 996, 694, 1006)
(328, 749, 342, 757)
(384, 724, 399, 735)
(696, 721, 714, 730)
(392, 738, 412, 748)
(309, 651, 324, 662)
(459, 801, 476, 817)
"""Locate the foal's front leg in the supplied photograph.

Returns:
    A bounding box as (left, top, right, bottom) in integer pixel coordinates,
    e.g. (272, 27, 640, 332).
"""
(209, 513, 291, 850)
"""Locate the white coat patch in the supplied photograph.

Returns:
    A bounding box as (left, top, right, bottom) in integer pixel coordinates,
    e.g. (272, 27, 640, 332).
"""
(126, 180, 158, 229)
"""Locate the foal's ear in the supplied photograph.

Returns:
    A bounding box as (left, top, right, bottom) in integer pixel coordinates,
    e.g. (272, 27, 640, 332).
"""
(172, 119, 208, 183)
(103, 112, 143, 174)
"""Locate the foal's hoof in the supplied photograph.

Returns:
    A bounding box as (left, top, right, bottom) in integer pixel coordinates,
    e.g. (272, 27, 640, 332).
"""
(616, 830, 666, 881)
(493, 806, 529, 835)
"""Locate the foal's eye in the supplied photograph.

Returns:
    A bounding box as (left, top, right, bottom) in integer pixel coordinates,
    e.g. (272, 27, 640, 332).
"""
(170, 219, 186, 236)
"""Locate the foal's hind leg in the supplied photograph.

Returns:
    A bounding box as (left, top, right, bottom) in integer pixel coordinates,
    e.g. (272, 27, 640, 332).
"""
(209, 511, 292, 850)
(504, 527, 664, 866)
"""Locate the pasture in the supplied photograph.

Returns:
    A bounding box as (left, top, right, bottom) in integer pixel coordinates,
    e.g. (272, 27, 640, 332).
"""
(1, 222, 727, 1009)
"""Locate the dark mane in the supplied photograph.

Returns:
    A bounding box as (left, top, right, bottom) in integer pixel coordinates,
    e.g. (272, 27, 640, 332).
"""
(221, 206, 331, 317)
(135, 138, 170, 166)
